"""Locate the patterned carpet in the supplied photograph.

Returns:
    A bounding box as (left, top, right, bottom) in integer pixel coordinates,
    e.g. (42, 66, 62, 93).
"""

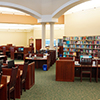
(15, 63, 100, 100)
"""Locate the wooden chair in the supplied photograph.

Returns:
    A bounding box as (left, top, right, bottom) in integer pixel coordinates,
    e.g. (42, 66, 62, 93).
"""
(17, 53, 23, 60)
(20, 62, 28, 95)
(8, 67, 18, 100)
(0, 72, 3, 84)
(8, 60, 15, 68)
(80, 58, 92, 82)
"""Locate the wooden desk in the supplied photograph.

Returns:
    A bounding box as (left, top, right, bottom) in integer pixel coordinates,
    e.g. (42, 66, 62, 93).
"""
(25, 56, 50, 70)
(0, 52, 3, 55)
(75, 64, 98, 82)
(14, 52, 24, 60)
(56, 60, 99, 82)
(0, 55, 7, 62)
(56, 60, 75, 82)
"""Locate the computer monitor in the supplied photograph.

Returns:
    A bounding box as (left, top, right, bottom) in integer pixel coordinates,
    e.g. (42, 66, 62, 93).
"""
(8, 60, 15, 68)
(18, 47, 24, 52)
(80, 55, 92, 59)
(20, 48, 24, 52)
(80, 55, 92, 64)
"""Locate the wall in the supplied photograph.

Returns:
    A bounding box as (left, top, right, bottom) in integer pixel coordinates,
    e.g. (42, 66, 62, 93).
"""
(26, 30, 34, 46)
(64, 7, 100, 37)
(0, 30, 27, 46)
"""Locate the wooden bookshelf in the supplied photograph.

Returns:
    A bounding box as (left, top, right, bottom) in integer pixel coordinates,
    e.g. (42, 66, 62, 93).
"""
(63, 36, 100, 57)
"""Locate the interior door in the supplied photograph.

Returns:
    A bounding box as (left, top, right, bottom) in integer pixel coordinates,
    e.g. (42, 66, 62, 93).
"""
(36, 39, 41, 51)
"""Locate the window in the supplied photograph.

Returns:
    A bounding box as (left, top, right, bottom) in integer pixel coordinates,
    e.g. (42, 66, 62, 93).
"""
(45, 39, 56, 46)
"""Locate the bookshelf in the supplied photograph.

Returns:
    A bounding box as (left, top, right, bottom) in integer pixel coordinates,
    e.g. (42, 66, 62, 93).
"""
(63, 36, 100, 57)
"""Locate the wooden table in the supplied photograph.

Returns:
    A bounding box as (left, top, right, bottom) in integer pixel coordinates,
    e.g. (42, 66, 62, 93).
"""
(75, 64, 99, 82)
(0, 55, 7, 62)
(56, 60, 99, 82)
(0, 52, 3, 55)
(25, 56, 50, 70)
(56, 60, 75, 82)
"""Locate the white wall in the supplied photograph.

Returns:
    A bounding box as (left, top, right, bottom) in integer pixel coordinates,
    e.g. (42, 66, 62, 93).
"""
(0, 30, 27, 46)
(64, 7, 100, 37)
(26, 30, 34, 46)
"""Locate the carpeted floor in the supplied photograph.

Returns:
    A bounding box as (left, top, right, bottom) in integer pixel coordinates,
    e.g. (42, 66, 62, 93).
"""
(14, 63, 100, 100)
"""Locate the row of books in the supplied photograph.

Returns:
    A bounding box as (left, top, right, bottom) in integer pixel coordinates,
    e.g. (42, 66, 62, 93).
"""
(63, 49, 98, 53)
(63, 36, 100, 40)
(63, 48, 75, 52)
(64, 40, 100, 44)
(63, 52, 75, 55)
(63, 45, 100, 49)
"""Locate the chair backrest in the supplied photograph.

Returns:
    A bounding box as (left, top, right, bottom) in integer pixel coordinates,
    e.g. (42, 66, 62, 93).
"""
(0, 64, 2, 73)
(8, 67, 18, 90)
(80, 58, 92, 65)
(0, 71, 3, 84)
(0, 59, 3, 65)
(8, 60, 15, 68)
(21, 62, 28, 82)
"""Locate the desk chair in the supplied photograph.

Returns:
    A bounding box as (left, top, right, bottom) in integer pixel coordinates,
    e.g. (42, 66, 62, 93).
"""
(20, 62, 28, 95)
(0, 71, 3, 84)
(80, 58, 92, 82)
(0, 63, 2, 73)
(8, 67, 18, 100)
(17, 53, 23, 60)
(8, 60, 15, 68)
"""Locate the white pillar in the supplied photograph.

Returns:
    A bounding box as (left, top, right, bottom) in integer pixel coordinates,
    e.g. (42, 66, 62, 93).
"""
(50, 22, 54, 50)
(41, 23, 46, 50)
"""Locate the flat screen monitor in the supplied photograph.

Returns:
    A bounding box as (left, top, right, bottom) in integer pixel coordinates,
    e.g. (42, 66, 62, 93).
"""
(8, 60, 15, 68)
(80, 55, 92, 63)
(18, 48, 24, 52)
(80, 55, 92, 59)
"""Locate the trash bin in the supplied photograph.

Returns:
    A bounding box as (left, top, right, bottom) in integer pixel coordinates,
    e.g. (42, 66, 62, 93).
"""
(59, 54, 63, 57)
(42, 64, 47, 71)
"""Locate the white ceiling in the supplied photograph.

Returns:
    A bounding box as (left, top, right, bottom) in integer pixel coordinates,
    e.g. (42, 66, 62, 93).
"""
(0, 0, 100, 29)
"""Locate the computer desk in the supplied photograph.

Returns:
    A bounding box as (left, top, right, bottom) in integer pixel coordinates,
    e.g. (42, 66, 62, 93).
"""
(75, 64, 99, 82)
(14, 52, 24, 60)
(56, 60, 99, 82)
(25, 56, 50, 70)
(0, 55, 7, 62)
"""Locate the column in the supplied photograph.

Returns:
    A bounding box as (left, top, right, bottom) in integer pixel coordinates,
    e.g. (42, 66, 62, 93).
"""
(41, 23, 46, 50)
(50, 22, 54, 50)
